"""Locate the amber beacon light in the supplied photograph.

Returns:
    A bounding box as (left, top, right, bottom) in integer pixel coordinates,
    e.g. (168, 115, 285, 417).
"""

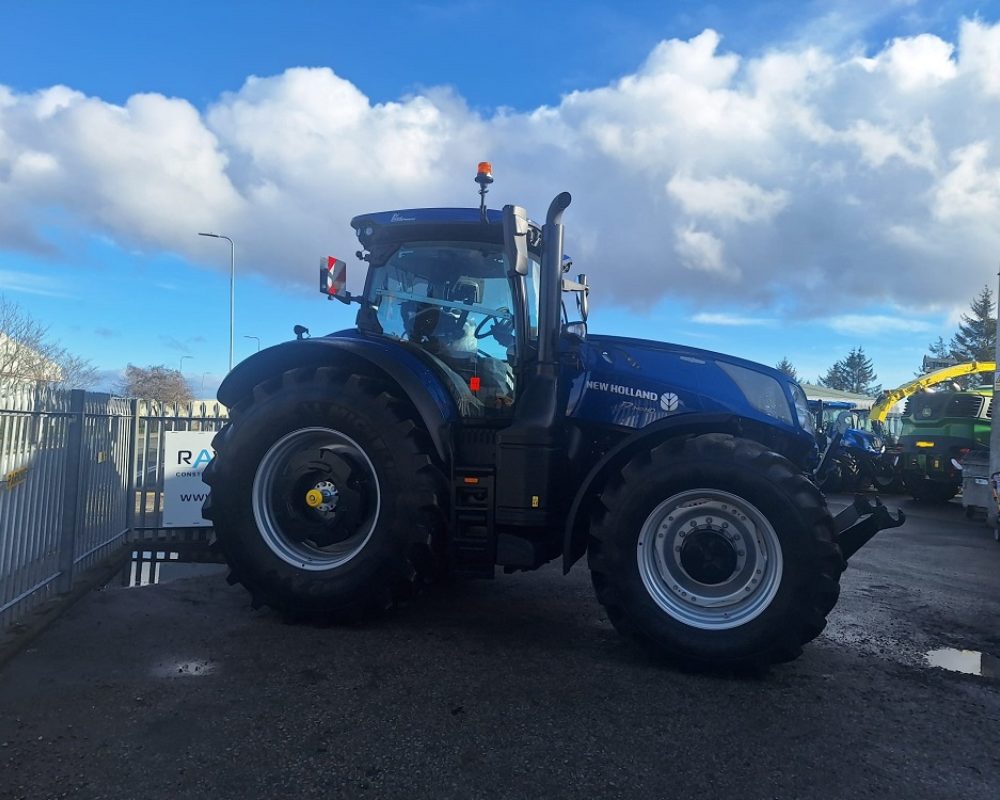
(475, 161, 494, 221)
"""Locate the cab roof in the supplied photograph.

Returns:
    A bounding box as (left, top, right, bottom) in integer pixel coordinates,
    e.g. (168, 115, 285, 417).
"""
(350, 207, 547, 257)
(351, 207, 507, 228)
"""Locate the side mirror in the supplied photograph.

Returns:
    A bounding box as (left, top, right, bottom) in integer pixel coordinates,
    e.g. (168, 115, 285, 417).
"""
(502, 204, 529, 276)
(562, 321, 587, 340)
(562, 272, 590, 322)
(320, 256, 351, 304)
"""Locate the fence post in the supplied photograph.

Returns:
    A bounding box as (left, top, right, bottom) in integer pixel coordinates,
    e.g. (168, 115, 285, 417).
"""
(57, 389, 86, 593)
(124, 398, 139, 543)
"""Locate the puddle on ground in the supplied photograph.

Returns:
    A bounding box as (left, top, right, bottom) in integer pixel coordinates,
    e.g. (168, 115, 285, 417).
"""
(151, 659, 217, 678)
(926, 648, 1000, 678)
(113, 550, 227, 589)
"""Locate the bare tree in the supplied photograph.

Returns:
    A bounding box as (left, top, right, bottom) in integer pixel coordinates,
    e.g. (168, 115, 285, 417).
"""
(118, 364, 193, 403)
(0, 296, 98, 389)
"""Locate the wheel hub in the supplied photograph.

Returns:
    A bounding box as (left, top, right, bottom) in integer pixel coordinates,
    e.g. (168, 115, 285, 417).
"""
(636, 490, 783, 630)
(679, 529, 738, 585)
(251, 427, 381, 572)
(305, 480, 339, 513)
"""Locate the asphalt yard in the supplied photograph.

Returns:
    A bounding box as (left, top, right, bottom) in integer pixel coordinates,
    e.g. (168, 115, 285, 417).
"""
(1, 493, 998, 800)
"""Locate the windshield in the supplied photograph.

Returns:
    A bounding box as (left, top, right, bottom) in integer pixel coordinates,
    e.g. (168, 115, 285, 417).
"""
(819, 408, 871, 432)
(365, 240, 522, 415)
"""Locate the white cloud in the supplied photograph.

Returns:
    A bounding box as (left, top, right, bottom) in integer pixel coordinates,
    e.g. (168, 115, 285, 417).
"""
(2, 20, 1000, 316)
(674, 225, 737, 278)
(880, 34, 957, 91)
(691, 313, 776, 326)
(933, 141, 1000, 222)
(666, 174, 788, 222)
(958, 17, 1000, 94)
(825, 314, 934, 336)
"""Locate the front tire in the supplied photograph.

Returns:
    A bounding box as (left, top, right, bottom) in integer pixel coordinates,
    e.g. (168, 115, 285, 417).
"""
(588, 433, 842, 669)
(202, 367, 445, 620)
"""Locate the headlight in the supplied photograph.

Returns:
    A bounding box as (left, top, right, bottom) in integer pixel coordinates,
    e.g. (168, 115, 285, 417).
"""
(718, 362, 794, 426)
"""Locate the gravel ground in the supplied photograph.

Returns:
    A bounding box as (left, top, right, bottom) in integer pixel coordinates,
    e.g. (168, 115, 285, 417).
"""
(1, 494, 998, 800)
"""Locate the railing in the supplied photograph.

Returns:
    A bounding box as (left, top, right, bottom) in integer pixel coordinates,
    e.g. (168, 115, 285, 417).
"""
(131, 399, 229, 545)
(0, 385, 227, 629)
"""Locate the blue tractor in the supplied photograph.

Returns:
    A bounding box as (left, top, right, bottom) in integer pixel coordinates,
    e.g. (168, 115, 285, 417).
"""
(810, 400, 891, 493)
(203, 165, 903, 669)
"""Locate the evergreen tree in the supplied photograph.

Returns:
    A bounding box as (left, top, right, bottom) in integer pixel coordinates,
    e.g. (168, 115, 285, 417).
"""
(819, 346, 880, 395)
(775, 357, 798, 380)
(949, 285, 996, 362)
(927, 336, 951, 359)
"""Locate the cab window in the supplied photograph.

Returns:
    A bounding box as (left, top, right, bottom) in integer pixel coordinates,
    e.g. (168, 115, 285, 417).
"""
(366, 241, 518, 415)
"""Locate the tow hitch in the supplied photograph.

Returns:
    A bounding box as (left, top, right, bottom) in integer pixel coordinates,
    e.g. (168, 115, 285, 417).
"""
(835, 495, 906, 561)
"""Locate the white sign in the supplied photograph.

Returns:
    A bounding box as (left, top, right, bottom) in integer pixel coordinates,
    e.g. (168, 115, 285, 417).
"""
(162, 430, 216, 527)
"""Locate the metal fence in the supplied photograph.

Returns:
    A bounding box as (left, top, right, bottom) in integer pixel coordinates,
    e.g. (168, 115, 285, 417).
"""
(0, 385, 227, 629)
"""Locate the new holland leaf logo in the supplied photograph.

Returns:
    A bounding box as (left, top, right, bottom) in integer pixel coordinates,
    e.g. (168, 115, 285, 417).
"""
(660, 392, 680, 412)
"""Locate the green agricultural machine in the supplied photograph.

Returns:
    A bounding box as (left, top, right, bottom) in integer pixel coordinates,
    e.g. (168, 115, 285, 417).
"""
(899, 386, 992, 502)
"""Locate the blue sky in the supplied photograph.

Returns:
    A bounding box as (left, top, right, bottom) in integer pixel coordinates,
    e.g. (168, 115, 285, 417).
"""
(3, 0, 1000, 395)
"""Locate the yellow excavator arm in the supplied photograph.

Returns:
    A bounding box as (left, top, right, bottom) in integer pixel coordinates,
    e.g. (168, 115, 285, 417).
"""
(869, 361, 996, 423)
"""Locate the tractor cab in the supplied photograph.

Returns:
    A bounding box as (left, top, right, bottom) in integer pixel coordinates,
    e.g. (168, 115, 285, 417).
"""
(348, 209, 540, 417)
(323, 164, 589, 426)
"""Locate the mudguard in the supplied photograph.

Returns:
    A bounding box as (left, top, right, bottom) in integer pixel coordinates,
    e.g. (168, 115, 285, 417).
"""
(216, 333, 459, 462)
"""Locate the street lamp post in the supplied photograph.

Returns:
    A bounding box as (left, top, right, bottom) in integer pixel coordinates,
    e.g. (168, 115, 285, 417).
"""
(244, 335, 261, 353)
(990, 265, 1000, 530)
(179, 355, 193, 374)
(198, 232, 236, 372)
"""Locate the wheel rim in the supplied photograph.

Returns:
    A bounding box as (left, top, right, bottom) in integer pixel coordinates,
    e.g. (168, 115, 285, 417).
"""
(252, 427, 381, 572)
(636, 489, 783, 630)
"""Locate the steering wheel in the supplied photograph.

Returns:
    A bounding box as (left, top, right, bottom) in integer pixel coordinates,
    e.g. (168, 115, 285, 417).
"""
(474, 314, 501, 339)
(474, 308, 514, 344)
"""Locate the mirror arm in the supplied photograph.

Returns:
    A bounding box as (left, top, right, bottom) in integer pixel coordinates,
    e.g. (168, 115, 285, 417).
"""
(329, 291, 363, 306)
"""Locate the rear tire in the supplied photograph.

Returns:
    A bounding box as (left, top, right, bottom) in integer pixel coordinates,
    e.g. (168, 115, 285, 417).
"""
(588, 433, 842, 670)
(202, 367, 446, 620)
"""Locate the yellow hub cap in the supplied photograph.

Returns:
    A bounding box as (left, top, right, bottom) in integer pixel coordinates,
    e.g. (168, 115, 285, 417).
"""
(305, 489, 324, 508)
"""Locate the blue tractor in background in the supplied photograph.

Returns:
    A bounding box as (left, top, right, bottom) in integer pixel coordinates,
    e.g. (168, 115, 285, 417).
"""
(810, 400, 892, 493)
(203, 164, 903, 670)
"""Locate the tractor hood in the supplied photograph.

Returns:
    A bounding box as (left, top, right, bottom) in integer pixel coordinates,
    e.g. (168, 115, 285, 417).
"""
(842, 427, 885, 454)
(566, 333, 812, 441)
